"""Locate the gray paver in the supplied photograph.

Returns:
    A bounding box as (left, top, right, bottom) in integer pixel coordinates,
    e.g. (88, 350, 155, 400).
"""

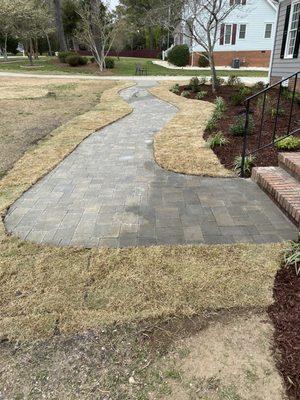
(5, 82, 299, 247)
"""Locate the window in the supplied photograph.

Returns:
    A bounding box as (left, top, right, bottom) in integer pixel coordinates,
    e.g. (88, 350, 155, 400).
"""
(239, 24, 246, 39)
(230, 0, 246, 5)
(286, 1, 300, 57)
(264, 23, 273, 39)
(225, 24, 232, 44)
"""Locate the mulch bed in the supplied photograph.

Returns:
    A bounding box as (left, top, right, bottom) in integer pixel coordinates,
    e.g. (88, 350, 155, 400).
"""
(178, 84, 300, 171)
(268, 265, 300, 399)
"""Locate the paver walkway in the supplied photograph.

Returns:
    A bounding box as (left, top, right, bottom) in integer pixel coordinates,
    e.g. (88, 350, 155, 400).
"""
(5, 82, 298, 247)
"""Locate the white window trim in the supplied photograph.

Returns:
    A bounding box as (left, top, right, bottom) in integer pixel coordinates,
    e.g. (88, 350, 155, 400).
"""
(239, 23, 247, 40)
(264, 22, 273, 39)
(285, 0, 300, 59)
(224, 24, 233, 45)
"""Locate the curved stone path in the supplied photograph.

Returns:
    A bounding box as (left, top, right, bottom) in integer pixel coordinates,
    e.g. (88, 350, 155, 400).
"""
(5, 82, 298, 247)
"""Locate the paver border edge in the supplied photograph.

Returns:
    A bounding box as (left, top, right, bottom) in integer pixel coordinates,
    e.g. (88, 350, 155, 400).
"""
(149, 81, 235, 178)
(0, 80, 136, 242)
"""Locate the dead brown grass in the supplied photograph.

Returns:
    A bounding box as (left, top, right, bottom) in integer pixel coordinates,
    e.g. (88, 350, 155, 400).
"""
(0, 242, 285, 341)
(0, 77, 117, 176)
(150, 82, 233, 177)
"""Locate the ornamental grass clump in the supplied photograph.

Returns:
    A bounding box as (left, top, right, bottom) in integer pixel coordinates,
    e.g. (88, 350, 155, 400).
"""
(206, 132, 229, 149)
(284, 241, 300, 275)
(205, 97, 226, 133)
(170, 83, 180, 95)
(181, 90, 191, 98)
(234, 154, 256, 177)
(195, 91, 207, 100)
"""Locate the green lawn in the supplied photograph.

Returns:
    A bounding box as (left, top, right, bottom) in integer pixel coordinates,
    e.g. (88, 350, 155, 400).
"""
(0, 56, 268, 77)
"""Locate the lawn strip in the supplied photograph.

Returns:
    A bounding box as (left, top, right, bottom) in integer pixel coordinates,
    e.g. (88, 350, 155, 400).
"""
(149, 82, 233, 177)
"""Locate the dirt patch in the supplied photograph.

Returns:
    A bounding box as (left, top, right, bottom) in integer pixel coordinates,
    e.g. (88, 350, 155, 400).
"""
(150, 83, 233, 177)
(0, 311, 286, 400)
(177, 83, 300, 171)
(164, 313, 287, 400)
(0, 77, 116, 176)
(269, 265, 300, 400)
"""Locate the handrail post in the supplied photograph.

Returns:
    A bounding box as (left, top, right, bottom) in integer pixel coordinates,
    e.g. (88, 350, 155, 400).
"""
(287, 72, 298, 135)
(241, 99, 250, 178)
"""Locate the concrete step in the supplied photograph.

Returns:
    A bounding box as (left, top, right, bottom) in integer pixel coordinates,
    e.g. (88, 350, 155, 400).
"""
(252, 166, 300, 226)
(278, 152, 300, 181)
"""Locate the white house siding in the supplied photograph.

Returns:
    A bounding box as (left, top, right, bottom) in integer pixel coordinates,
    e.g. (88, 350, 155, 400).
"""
(271, 0, 300, 80)
(188, 0, 277, 53)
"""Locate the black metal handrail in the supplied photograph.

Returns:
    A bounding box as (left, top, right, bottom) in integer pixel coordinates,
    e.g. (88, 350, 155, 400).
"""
(241, 71, 300, 177)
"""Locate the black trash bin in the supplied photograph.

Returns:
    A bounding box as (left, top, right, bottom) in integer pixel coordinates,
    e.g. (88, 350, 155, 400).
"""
(232, 58, 240, 69)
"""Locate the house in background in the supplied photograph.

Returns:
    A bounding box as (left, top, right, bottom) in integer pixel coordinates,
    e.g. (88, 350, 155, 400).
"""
(270, 0, 300, 86)
(175, 0, 278, 68)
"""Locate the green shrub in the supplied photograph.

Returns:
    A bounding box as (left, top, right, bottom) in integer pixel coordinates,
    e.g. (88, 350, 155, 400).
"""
(90, 57, 95, 63)
(275, 135, 300, 150)
(196, 90, 207, 100)
(271, 107, 285, 118)
(227, 75, 243, 88)
(234, 155, 256, 177)
(252, 81, 267, 93)
(231, 87, 252, 106)
(181, 90, 191, 98)
(58, 51, 76, 63)
(198, 53, 209, 67)
(189, 77, 201, 92)
(230, 115, 254, 136)
(170, 83, 180, 94)
(66, 55, 88, 67)
(168, 44, 190, 67)
(105, 57, 115, 69)
(210, 76, 225, 87)
(206, 132, 229, 149)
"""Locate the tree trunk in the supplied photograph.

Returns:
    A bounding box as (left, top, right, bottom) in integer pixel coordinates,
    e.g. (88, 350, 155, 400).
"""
(34, 38, 39, 59)
(45, 32, 52, 55)
(28, 38, 34, 65)
(208, 51, 218, 93)
(148, 26, 154, 50)
(90, 0, 102, 57)
(3, 33, 8, 61)
(53, 0, 67, 51)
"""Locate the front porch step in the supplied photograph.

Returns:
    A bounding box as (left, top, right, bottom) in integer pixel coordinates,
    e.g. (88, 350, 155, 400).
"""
(252, 166, 300, 226)
(278, 152, 300, 181)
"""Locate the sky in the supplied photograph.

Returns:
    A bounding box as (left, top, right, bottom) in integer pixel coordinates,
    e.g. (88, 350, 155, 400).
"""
(109, 0, 119, 9)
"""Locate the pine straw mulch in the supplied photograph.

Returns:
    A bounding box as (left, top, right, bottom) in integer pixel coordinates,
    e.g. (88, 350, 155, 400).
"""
(269, 264, 300, 399)
(149, 82, 233, 177)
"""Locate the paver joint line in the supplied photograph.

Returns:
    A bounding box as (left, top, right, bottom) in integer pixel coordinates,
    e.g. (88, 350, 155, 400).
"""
(4, 82, 298, 247)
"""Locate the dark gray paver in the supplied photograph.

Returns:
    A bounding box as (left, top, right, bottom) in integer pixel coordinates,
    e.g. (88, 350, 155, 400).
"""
(5, 82, 299, 247)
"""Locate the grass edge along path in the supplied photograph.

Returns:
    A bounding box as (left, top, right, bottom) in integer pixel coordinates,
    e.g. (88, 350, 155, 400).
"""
(149, 82, 234, 177)
(0, 78, 286, 343)
(0, 80, 134, 236)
